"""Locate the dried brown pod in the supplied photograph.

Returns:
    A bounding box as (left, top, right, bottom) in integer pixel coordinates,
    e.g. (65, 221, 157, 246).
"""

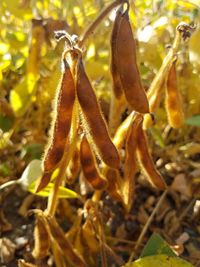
(32, 214, 50, 260)
(104, 168, 123, 202)
(80, 136, 107, 190)
(76, 56, 120, 169)
(165, 60, 184, 128)
(82, 219, 100, 254)
(116, 8, 149, 113)
(123, 114, 143, 211)
(36, 58, 75, 192)
(136, 122, 167, 190)
(110, 8, 123, 99)
(46, 215, 86, 267)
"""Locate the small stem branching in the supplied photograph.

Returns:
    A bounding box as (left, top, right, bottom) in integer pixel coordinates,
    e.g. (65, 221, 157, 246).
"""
(78, 0, 127, 47)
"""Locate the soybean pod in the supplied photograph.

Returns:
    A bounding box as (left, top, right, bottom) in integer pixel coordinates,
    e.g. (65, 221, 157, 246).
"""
(110, 8, 123, 99)
(80, 136, 107, 190)
(32, 214, 50, 260)
(165, 60, 184, 128)
(123, 115, 142, 211)
(136, 122, 167, 190)
(46, 216, 87, 267)
(36, 57, 75, 192)
(116, 8, 149, 113)
(76, 56, 120, 169)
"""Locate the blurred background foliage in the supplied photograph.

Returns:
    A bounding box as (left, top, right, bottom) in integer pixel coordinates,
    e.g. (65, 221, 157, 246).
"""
(0, 0, 200, 176)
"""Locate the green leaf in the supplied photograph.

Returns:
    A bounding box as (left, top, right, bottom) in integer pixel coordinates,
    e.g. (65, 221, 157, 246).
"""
(140, 233, 176, 258)
(150, 127, 165, 148)
(185, 115, 200, 126)
(28, 182, 78, 199)
(123, 255, 194, 267)
(0, 115, 14, 132)
(0, 163, 11, 176)
(20, 143, 43, 160)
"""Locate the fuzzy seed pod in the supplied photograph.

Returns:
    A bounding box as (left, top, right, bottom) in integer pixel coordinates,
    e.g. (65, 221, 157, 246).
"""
(76, 57, 120, 169)
(136, 122, 167, 190)
(46, 216, 87, 267)
(82, 220, 99, 254)
(32, 215, 50, 260)
(80, 136, 107, 190)
(36, 58, 75, 192)
(110, 9, 123, 99)
(165, 61, 184, 128)
(116, 9, 149, 113)
(123, 114, 143, 211)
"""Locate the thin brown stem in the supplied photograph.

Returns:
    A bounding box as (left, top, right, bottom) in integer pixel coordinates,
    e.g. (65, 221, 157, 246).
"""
(0, 180, 19, 191)
(78, 0, 127, 47)
(128, 190, 168, 263)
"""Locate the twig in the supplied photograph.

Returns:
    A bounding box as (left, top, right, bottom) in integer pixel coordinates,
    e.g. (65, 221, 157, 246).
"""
(0, 180, 19, 191)
(128, 190, 168, 263)
(78, 0, 127, 47)
(178, 198, 196, 221)
(106, 236, 136, 245)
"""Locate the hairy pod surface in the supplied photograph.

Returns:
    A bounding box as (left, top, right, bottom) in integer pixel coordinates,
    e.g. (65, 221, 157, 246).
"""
(116, 9, 149, 113)
(166, 61, 184, 128)
(36, 59, 75, 193)
(105, 168, 123, 202)
(123, 115, 143, 211)
(32, 215, 50, 259)
(136, 122, 167, 190)
(43, 59, 75, 173)
(46, 216, 87, 267)
(76, 57, 120, 169)
(110, 9, 123, 99)
(80, 136, 107, 190)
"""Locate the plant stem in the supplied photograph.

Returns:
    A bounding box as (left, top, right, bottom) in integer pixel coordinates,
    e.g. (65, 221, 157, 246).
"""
(78, 0, 127, 47)
(0, 180, 19, 191)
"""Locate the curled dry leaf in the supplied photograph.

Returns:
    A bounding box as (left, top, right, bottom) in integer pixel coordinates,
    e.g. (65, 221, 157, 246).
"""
(0, 237, 16, 264)
(171, 173, 192, 198)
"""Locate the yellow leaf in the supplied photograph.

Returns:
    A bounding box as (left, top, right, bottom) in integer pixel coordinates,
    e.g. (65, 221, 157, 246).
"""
(10, 74, 37, 116)
(28, 182, 78, 199)
(123, 255, 194, 267)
